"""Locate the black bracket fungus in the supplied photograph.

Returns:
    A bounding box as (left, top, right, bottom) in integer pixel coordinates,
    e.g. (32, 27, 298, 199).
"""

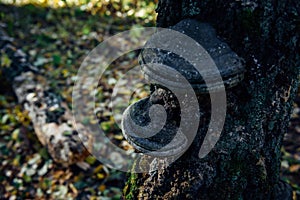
(122, 18, 245, 156)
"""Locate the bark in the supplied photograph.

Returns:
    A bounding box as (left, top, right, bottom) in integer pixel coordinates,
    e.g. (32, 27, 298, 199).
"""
(124, 0, 300, 199)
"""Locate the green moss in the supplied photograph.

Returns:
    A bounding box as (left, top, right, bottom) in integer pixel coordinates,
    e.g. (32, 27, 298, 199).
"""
(123, 173, 139, 200)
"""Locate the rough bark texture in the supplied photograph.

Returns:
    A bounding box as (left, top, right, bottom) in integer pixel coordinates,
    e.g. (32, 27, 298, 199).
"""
(124, 0, 300, 199)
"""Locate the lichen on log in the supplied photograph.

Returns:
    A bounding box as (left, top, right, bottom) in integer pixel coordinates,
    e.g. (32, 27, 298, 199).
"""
(0, 24, 93, 167)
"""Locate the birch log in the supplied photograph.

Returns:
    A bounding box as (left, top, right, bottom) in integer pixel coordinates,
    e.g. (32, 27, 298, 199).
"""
(0, 24, 93, 167)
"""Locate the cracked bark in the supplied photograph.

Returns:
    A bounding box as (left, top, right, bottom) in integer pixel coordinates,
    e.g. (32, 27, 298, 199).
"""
(123, 0, 300, 199)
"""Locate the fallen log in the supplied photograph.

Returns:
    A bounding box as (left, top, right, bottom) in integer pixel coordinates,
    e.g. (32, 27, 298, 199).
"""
(0, 24, 93, 168)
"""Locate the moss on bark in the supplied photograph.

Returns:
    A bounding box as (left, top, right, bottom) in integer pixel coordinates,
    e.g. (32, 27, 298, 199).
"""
(124, 0, 300, 199)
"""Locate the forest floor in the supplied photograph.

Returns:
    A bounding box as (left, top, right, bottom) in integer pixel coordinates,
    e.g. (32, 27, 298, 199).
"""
(0, 3, 299, 199)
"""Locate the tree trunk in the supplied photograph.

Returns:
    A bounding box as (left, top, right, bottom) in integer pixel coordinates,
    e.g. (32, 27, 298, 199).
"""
(123, 0, 300, 199)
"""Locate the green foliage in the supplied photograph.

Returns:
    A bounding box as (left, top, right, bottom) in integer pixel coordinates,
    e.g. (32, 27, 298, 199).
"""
(0, 2, 152, 198)
(0, 0, 157, 24)
(0, 0, 298, 198)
